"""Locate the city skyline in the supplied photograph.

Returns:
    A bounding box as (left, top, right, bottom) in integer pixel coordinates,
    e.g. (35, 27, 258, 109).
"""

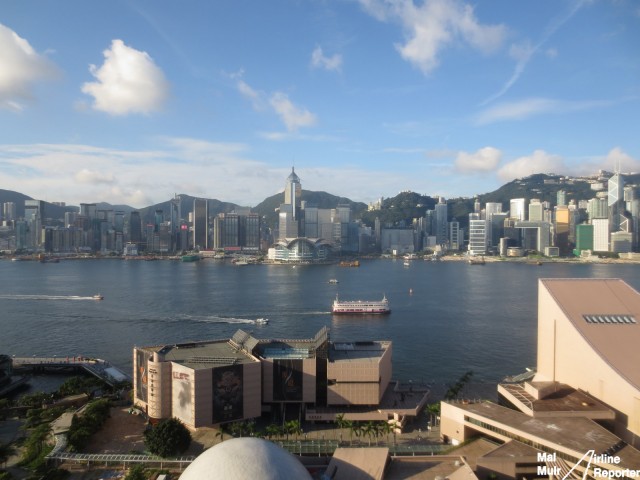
(1, 1, 639, 208)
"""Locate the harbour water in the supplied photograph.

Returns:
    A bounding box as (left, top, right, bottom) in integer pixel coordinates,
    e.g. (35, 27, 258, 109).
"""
(1, 258, 638, 391)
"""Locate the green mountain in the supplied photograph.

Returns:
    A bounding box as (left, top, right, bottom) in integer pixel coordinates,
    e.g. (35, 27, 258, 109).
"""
(0, 189, 78, 223)
(359, 191, 437, 228)
(252, 190, 368, 228)
(137, 195, 240, 225)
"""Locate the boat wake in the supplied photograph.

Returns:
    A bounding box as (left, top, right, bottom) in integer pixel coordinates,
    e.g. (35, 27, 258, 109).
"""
(178, 314, 255, 325)
(0, 294, 100, 301)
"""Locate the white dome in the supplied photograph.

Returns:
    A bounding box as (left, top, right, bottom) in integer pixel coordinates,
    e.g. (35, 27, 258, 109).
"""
(180, 437, 312, 480)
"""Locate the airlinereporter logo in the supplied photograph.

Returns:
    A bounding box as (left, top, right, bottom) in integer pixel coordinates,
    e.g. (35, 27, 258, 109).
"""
(538, 450, 639, 479)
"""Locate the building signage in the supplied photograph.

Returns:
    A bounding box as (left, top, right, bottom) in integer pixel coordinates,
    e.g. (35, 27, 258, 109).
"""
(173, 372, 190, 380)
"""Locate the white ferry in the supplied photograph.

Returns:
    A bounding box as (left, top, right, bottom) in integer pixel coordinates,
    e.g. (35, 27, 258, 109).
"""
(331, 295, 390, 315)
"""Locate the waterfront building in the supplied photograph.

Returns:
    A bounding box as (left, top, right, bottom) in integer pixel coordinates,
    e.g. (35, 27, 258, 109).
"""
(440, 278, 640, 477)
(489, 213, 507, 250)
(24, 199, 44, 249)
(514, 221, 550, 253)
(624, 185, 640, 252)
(268, 237, 332, 262)
(468, 214, 488, 256)
(128, 211, 143, 246)
(592, 218, 609, 252)
(380, 228, 415, 254)
(133, 327, 403, 430)
(434, 197, 448, 245)
(449, 219, 461, 251)
(608, 172, 626, 234)
(193, 198, 209, 250)
(574, 223, 594, 255)
(610, 231, 633, 253)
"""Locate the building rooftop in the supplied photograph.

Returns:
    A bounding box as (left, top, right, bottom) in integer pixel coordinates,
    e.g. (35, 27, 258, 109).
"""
(329, 341, 390, 363)
(326, 447, 389, 480)
(540, 278, 640, 390)
(449, 400, 640, 469)
(141, 340, 258, 370)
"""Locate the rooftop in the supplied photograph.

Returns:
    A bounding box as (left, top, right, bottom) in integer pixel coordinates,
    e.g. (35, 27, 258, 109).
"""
(141, 340, 258, 370)
(329, 341, 390, 363)
(449, 400, 640, 468)
(540, 278, 640, 390)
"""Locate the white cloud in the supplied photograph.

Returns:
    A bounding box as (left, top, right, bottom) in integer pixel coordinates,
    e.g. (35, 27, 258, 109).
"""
(0, 23, 58, 111)
(81, 39, 169, 115)
(604, 147, 640, 173)
(74, 169, 115, 185)
(455, 147, 502, 173)
(359, 0, 506, 75)
(269, 92, 317, 132)
(497, 150, 565, 182)
(310, 46, 343, 72)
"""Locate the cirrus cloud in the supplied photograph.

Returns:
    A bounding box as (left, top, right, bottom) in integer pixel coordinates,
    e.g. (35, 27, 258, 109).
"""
(81, 39, 169, 115)
(0, 23, 59, 111)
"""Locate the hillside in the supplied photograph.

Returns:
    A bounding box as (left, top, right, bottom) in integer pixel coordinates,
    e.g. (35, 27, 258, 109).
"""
(253, 190, 368, 228)
(0, 189, 77, 223)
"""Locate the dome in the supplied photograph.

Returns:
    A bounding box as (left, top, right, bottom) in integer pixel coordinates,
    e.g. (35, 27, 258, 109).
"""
(179, 437, 312, 480)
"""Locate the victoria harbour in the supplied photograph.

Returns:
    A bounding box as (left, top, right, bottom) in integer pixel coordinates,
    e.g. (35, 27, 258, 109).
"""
(2, 259, 638, 389)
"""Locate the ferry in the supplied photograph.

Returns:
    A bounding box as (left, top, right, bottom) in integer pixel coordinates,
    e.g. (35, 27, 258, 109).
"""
(328, 279, 339, 284)
(255, 318, 269, 325)
(93, 294, 104, 300)
(331, 295, 390, 315)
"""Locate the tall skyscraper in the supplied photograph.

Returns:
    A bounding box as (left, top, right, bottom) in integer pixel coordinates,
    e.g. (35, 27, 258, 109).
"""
(193, 198, 209, 250)
(608, 173, 626, 233)
(434, 197, 448, 245)
(279, 168, 302, 240)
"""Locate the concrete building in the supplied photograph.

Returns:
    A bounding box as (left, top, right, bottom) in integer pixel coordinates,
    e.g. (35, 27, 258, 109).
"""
(468, 214, 488, 256)
(133, 327, 398, 429)
(440, 278, 640, 478)
(592, 217, 610, 252)
(509, 198, 526, 221)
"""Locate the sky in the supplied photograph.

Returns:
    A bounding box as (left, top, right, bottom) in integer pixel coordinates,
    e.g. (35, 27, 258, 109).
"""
(0, 0, 639, 208)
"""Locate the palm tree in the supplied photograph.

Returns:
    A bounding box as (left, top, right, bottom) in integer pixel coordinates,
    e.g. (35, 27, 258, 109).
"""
(285, 420, 302, 441)
(351, 422, 364, 445)
(265, 424, 280, 440)
(368, 422, 379, 446)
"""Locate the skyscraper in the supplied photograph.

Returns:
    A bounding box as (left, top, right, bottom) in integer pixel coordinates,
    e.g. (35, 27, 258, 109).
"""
(279, 168, 302, 240)
(193, 198, 209, 250)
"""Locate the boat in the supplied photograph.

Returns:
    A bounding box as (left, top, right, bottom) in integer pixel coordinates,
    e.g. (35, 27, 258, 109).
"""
(255, 318, 269, 325)
(331, 294, 390, 315)
(403, 260, 410, 267)
(339, 260, 360, 267)
(468, 256, 485, 265)
(93, 294, 104, 300)
(181, 254, 201, 262)
(328, 279, 339, 284)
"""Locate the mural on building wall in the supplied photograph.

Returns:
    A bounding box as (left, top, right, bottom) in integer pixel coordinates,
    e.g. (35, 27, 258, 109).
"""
(212, 364, 243, 423)
(136, 350, 150, 402)
(173, 370, 192, 423)
(273, 359, 303, 401)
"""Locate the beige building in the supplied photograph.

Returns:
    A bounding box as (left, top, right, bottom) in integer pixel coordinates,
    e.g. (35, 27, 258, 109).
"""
(534, 278, 640, 446)
(440, 278, 640, 478)
(133, 327, 395, 429)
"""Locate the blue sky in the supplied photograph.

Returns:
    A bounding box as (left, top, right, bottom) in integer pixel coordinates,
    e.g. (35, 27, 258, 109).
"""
(0, 0, 638, 208)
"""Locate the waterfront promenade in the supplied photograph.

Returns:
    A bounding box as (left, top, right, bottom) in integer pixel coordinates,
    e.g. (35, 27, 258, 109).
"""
(11, 356, 130, 387)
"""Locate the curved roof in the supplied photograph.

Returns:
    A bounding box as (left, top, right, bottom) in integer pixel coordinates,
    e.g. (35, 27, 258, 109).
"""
(179, 437, 312, 480)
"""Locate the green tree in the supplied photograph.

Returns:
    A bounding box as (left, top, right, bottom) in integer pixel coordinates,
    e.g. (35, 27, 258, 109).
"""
(124, 465, 146, 480)
(144, 418, 191, 458)
(444, 370, 474, 401)
(265, 424, 280, 440)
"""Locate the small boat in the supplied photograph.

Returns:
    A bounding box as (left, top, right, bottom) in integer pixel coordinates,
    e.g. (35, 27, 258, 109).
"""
(403, 260, 410, 267)
(93, 294, 104, 300)
(255, 318, 269, 325)
(328, 279, 339, 284)
(468, 256, 485, 265)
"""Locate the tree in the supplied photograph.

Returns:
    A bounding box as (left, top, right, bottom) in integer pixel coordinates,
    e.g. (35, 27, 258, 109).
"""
(444, 370, 474, 401)
(124, 465, 146, 480)
(0, 442, 15, 468)
(265, 424, 280, 440)
(144, 418, 191, 458)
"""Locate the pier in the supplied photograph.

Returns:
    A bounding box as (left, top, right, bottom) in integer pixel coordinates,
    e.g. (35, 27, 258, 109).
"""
(11, 356, 130, 387)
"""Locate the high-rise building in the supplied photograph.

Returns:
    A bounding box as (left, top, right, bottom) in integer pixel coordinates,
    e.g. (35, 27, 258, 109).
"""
(129, 211, 143, 245)
(193, 198, 209, 250)
(3, 202, 15, 222)
(509, 198, 526, 221)
(434, 198, 448, 245)
(528, 199, 544, 222)
(608, 173, 626, 233)
(24, 200, 45, 249)
(554, 206, 571, 255)
(279, 168, 302, 240)
(592, 218, 609, 252)
(449, 220, 461, 251)
(468, 213, 488, 256)
(557, 189, 567, 207)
